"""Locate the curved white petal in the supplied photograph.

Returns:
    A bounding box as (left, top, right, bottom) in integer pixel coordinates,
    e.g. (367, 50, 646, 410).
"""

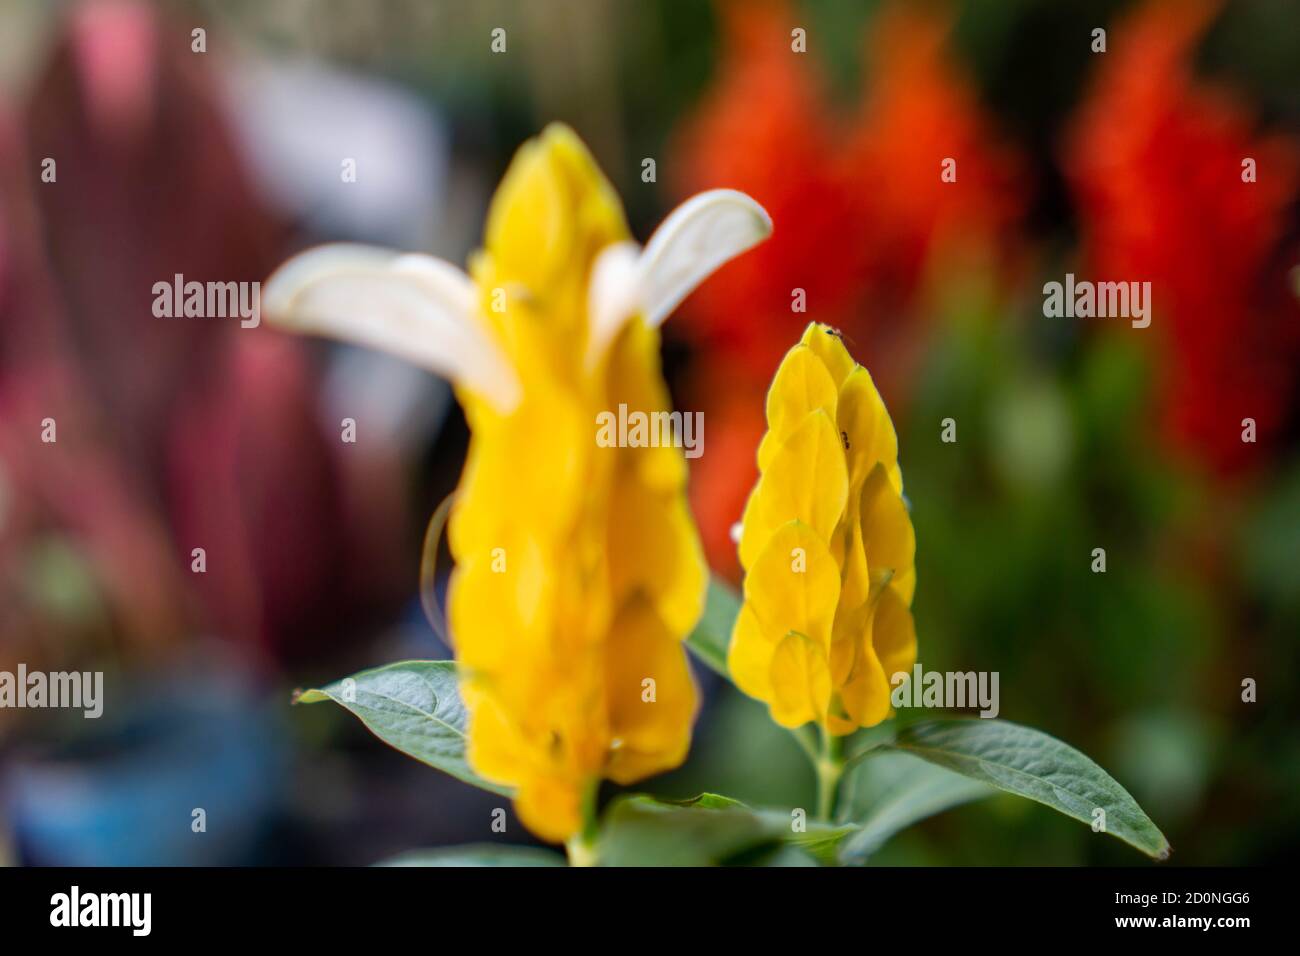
(263, 244, 519, 411)
(584, 190, 771, 365)
(586, 241, 642, 366)
(639, 188, 771, 327)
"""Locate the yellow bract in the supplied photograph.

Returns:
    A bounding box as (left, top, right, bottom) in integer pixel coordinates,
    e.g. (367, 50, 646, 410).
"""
(446, 126, 706, 843)
(730, 324, 917, 735)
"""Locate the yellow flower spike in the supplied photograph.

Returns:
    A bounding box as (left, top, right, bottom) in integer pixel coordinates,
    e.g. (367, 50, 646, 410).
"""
(730, 323, 918, 737)
(264, 124, 772, 845)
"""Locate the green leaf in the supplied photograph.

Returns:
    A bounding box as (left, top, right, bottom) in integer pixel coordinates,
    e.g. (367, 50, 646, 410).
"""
(598, 793, 847, 866)
(685, 576, 741, 677)
(377, 845, 564, 867)
(656, 792, 748, 811)
(886, 718, 1170, 860)
(598, 794, 781, 866)
(837, 751, 993, 863)
(295, 660, 508, 795)
(769, 815, 857, 865)
(745, 844, 820, 867)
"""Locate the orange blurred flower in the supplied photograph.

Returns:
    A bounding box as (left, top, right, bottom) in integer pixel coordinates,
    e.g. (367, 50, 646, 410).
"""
(670, 0, 863, 375)
(1063, 0, 1300, 474)
(845, 4, 1024, 310)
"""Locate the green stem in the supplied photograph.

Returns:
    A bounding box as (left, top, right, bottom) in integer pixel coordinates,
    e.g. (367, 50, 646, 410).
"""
(565, 833, 598, 867)
(815, 727, 845, 822)
(565, 779, 601, 867)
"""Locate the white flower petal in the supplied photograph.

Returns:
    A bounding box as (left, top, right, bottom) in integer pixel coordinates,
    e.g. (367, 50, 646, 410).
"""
(583, 190, 771, 365)
(263, 244, 520, 411)
(638, 188, 772, 328)
(586, 240, 643, 366)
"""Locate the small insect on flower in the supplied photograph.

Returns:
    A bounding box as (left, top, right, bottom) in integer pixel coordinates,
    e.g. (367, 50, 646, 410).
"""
(730, 323, 916, 735)
(263, 125, 771, 843)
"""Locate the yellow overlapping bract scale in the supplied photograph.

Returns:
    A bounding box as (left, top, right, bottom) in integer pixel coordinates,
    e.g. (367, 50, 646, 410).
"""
(603, 595, 698, 785)
(730, 323, 918, 735)
(859, 464, 916, 604)
(770, 632, 832, 728)
(449, 385, 589, 555)
(515, 772, 586, 846)
(739, 408, 848, 569)
(606, 317, 689, 493)
(607, 472, 706, 640)
(759, 344, 839, 464)
(872, 584, 918, 683)
(839, 366, 902, 493)
(742, 520, 840, 652)
(446, 125, 705, 843)
(728, 604, 775, 702)
(799, 322, 856, 386)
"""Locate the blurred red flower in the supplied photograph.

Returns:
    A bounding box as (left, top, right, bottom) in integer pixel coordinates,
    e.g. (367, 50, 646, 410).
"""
(669, 0, 863, 377)
(1064, 0, 1300, 474)
(844, 4, 1024, 314)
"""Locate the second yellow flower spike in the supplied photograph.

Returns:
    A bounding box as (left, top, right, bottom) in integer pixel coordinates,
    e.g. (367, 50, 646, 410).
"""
(730, 324, 917, 735)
